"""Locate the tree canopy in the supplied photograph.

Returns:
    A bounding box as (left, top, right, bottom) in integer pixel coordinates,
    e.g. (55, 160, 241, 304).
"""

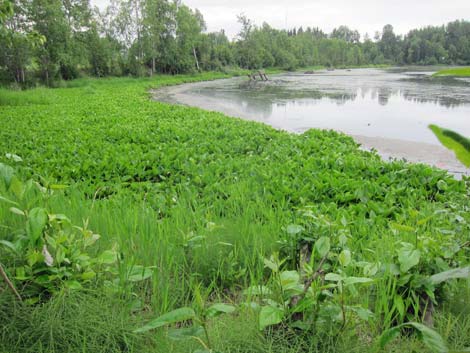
(1, 0, 470, 86)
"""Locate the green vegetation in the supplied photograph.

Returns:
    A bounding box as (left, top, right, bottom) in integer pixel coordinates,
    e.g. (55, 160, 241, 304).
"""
(433, 67, 470, 77)
(1, 0, 470, 87)
(1, 74, 470, 353)
(429, 125, 470, 167)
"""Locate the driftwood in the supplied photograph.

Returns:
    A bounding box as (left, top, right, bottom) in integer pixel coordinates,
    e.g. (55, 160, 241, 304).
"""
(247, 73, 257, 81)
(248, 70, 269, 81)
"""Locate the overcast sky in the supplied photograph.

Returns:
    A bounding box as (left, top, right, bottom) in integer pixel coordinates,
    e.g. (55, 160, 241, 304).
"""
(91, 0, 470, 40)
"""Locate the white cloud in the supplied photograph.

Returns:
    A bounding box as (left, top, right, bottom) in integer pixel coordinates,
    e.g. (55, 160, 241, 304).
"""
(91, 0, 470, 40)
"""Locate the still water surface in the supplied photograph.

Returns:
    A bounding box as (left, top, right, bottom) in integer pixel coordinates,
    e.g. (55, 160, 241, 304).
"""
(154, 68, 470, 173)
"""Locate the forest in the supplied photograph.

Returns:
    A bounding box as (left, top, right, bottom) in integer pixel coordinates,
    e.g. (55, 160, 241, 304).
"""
(1, 0, 470, 86)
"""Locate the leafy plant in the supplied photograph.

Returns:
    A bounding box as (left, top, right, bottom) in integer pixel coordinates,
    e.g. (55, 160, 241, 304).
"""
(134, 290, 236, 353)
(247, 234, 374, 333)
(379, 215, 470, 326)
(0, 162, 119, 303)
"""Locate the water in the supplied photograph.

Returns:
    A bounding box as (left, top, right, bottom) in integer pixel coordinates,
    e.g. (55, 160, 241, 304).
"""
(153, 68, 470, 175)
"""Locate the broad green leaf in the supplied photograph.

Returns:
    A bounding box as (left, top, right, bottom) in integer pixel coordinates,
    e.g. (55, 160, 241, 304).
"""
(27, 207, 48, 242)
(168, 326, 204, 340)
(15, 266, 28, 280)
(0, 195, 19, 206)
(286, 224, 303, 235)
(9, 207, 25, 216)
(0, 163, 14, 187)
(81, 271, 96, 280)
(27, 249, 43, 266)
(398, 244, 421, 273)
(338, 233, 348, 246)
(408, 323, 448, 353)
(206, 303, 236, 318)
(349, 306, 374, 321)
(343, 277, 373, 286)
(394, 295, 405, 318)
(363, 262, 379, 277)
(342, 305, 369, 320)
(430, 267, 470, 285)
(259, 305, 284, 330)
(50, 213, 70, 222)
(314, 236, 330, 257)
(325, 273, 343, 282)
(263, 256, 279, 272)
(380, 323, 448, 353)
(290, 320, 310, 330)
(127, 265, 154, 282)
(133, 307, 196, 333)
(83, 233, 100, 247)
(25, 297, 40, 305)
(97, 250, 118, 264)
(280, 270, 300, 290)
(65, 280, 82, 290)
(10, 176, 24, 199)
(5, 153, 22, 162)
(437, 180, 448, 191)
(338, 250, 351, 267)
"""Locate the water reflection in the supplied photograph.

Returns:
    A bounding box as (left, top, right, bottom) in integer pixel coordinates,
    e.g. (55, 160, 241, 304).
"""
(193, 73, 470, 111)
(167, 68, 470, 145)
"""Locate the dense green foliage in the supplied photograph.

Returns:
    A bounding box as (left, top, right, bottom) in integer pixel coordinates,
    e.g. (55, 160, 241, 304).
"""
(1, 0, 470, 86)
(1, 74, 469, 352)
(434, 67, 470, 77)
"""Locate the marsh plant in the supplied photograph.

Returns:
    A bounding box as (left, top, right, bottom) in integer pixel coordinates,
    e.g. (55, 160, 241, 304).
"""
(135, 284, 236, 353)
(0, 162, 155, 305)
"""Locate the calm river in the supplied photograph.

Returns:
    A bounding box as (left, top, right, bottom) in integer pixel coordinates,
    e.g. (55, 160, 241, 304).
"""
(154, 68, 470, 176)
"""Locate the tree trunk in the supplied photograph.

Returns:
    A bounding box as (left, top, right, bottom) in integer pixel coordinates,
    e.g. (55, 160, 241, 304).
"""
(193, 46, 200, 71)
(152, 57, 156, 75)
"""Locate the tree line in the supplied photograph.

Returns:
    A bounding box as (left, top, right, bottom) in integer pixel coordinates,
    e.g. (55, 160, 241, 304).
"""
(1, 0, 470, 86)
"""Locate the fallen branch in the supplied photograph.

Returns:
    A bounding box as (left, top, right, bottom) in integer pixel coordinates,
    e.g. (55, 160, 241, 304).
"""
(0, 263, 22, 301)
(290, 253, 328, 309)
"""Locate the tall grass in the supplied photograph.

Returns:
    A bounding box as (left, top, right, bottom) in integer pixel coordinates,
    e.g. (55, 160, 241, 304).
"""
(0, 88, 51, 106)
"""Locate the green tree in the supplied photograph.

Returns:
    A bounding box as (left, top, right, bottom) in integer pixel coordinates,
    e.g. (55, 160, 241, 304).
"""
(379, 24, 400, 63)
(331, 25, 360, 43)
